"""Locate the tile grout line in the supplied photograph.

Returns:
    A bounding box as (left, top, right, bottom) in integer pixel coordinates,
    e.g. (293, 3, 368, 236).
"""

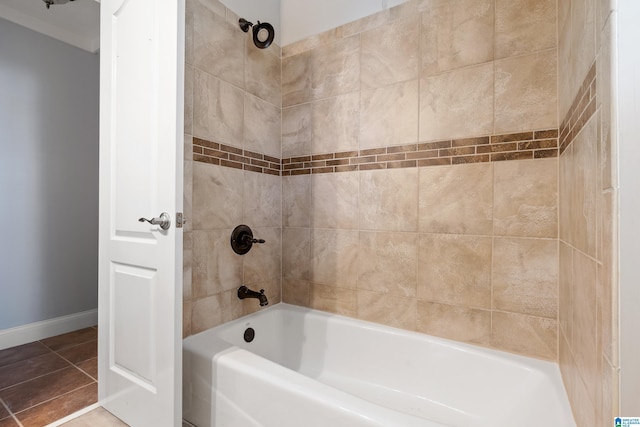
(52, 350, 98, 383)
(0, 345, 78, 392)
(12, 382, 97, 423)
(1, 397, 24, 427)
(0, 364, 72, 394)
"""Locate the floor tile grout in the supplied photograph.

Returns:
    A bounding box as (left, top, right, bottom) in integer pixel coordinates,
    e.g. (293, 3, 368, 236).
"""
(0, 364, 72, 393)
(13, 382, 97, 420)
(0, 328, 99, 426)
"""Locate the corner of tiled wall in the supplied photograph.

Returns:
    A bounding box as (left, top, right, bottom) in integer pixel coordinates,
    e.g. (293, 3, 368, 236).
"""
(557, 0, 619, 424)
(183, 0, 282, 339)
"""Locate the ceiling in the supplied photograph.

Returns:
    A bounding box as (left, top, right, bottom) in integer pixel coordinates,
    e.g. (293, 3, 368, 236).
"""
(0, 0, 100, 53)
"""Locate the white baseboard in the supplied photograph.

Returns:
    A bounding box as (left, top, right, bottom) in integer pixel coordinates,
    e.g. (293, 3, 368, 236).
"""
(0, 309, 98, 350)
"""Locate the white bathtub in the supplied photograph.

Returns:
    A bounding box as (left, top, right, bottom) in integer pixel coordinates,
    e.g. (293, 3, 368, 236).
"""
(183, 303, 575, 427)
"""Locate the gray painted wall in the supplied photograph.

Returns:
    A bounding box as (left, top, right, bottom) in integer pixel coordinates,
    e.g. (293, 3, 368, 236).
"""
(0, 18, 99, 330)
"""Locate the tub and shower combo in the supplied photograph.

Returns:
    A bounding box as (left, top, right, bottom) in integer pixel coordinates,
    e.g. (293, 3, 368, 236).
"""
(183, 301, 575, 426)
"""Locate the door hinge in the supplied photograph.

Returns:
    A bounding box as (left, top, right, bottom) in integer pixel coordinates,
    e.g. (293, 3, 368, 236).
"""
(176, 212, 187, 228)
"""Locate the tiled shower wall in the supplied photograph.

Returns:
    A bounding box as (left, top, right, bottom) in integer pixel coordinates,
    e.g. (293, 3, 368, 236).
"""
(281, 0, 561, 360)
(183, 0, 283, 337)
(557, 0, 619, 424)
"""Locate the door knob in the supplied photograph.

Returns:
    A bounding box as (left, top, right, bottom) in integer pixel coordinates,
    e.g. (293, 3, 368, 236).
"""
(138, 212, 171, 230)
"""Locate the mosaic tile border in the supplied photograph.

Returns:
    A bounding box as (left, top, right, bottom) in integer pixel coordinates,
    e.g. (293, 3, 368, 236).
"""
(282, 130, 558, 176)
(192, 138, 282, 176)
(193, 130, 559, 175)
(560, 62, 597, 154)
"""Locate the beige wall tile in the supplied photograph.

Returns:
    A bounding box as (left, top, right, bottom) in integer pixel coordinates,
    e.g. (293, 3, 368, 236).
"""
(361, 16, 419, 88)
(282, 278, 310, 307)
(600, 356, 619, 427)
(598, 191, 617, 364)
(336, 2, 412, 39)
(311, 92, 360, 154)
(282, 52, 311, 107)
(184, 157, 193, 233)
(183, 301, 192, 338)
(360, 168, 419, 232)
(244, 171, 281, 228)
(310, 229, 359, 287)
(183, 232, 193, 301)
(418, 163, 493, 235)
(310, 35, 360, 100)
(359, 80, 419, 149)
(559, 144, 574, 243)
(419, 63, 494, 141)
(494, 49, 558, 133)
(310, 283, 356, 317)
(244, 94, 281, 159)
(192, 294, 223, 334)
(559, 241, 573, 341)
(311, 172, 359, 229)
(282, 29, 337, 58)
(572, 373, 598, 427)
(358, 232, 418, 297)
(357, 290, 417, 330)
(495, 0, 557, 59)
(557, 0, 573, 121)
(571, 117, 598, 257)
(421, 0, 494, 76)
(559, 327, 578, 405)
(185, 133, 193, 162)
(282, 227, 311, 280)
(191, 231, 207, 298)
(192, 163, 243, 229)
(219, 288, 245, 323)
(245, 38, 281, 107)
(185, 0, 194, 66)
(417, 301, 491, 345)
(572, 249, 598, 403)
(282, 175, 311, 228)
(282, 104, 312, 158)
(185, 65, 194, 136)
(491, 311, 557, 360)
(193, 70, 244, 145)
(494, 158, 558, 238)
(571, 0, 596, 102)
(192, 229, 243, 298)
(243, 227, 282, 282)
(224, 6, 240, 26)
(418, 234, 492, 309)
(192, 2, 244, 88)
(493, 237, 558, 318)
(598, 21, 615, 190)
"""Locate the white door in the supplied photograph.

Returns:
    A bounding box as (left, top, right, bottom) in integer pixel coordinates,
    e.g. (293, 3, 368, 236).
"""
(98, 0, 184, 426)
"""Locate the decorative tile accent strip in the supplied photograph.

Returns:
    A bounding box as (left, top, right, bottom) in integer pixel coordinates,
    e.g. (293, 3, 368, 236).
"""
(281, 130, 558, 176)
(192, 130, 558, 175)
(560, 62, 597, 154)
(192, 138, 281, 176)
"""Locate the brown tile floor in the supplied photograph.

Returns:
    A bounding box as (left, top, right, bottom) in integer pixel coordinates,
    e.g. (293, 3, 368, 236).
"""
(0, 327, 98, 427)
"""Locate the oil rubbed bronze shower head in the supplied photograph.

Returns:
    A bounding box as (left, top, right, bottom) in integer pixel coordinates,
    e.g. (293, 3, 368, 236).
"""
(239, 18, 275, 49)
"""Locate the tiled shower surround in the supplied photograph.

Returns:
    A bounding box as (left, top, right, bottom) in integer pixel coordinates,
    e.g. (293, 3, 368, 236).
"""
(280, 0, 559, 361)
(183, 0, 619, 424)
